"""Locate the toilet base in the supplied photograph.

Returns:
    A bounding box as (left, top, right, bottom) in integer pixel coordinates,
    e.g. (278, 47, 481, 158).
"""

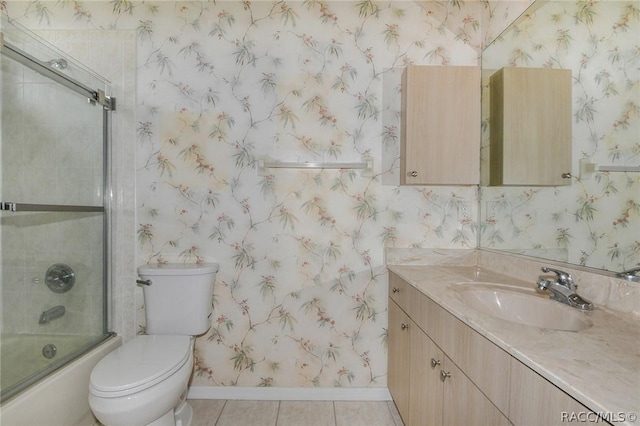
(174, 400, 193, 426)
(143, 388, 192, 426)
(145, 401, 191, 426)
(148, 410, 174, 426)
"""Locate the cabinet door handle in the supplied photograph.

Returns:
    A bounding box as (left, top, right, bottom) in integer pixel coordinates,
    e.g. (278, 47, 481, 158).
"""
(440, 370, 451, 381)
(401, 323, 409, 331)
(392, 287, 400, 293)
(430, 358, 441, 368)
(410, 171, 418, 177)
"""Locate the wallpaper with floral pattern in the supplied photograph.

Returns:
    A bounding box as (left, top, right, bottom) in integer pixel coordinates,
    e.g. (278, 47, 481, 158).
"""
(1, 0, 572, 389)
(481, 1, 640, 272)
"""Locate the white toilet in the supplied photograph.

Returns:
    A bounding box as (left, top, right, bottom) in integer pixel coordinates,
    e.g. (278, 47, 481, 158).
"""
(89, 263, 219, 426)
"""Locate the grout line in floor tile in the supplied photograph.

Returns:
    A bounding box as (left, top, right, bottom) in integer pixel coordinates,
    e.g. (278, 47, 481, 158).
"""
(386, 401, 397, 426)
(274, 400, 281, 426)
(388, 400, 404, 426)
(197, 399, 407, 426)
(213, 399, 227, 426)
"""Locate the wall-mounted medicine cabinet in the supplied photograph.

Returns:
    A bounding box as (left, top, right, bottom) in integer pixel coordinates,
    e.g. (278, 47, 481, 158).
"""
(401, 65, 481, 185)
(489, 67, 572, 186)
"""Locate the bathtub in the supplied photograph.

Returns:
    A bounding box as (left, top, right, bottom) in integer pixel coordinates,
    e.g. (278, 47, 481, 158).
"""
(1, 333, 121, 426)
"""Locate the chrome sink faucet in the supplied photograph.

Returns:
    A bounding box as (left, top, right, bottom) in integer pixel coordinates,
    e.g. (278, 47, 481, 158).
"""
(536, 267, 593, 310)
(617, 267, 640, 282)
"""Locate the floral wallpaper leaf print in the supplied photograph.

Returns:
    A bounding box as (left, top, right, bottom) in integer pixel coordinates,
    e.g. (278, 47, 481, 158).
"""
(4, 0, 535, 388)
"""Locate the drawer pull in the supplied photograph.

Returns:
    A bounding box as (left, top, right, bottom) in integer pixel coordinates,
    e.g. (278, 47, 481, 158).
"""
(401, 323, 409, 331)
(440, 370, 451, 381)
(392, 287, 400, 293)
(430, 358, 441, 368)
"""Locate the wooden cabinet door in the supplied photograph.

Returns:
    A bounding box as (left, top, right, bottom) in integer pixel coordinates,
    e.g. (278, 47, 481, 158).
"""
(438, 307, 511, 415)
(489, 67, 572, 186)
(388, 300, 411, 424)
(442, 357, 509, 426)
(509, 358, 594, 426)
(409, 324, 444, 426)
(401, 65, 481, 185)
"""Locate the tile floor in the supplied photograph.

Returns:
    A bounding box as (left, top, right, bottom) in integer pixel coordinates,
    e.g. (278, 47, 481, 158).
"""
(189, 400, 404, 426)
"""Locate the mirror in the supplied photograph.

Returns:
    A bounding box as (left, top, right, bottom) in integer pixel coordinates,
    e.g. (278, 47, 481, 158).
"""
(480, 0, 639, 273)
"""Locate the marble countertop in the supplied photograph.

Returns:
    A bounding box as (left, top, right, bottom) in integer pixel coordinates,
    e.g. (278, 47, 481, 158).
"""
(387, 263, 640, 425)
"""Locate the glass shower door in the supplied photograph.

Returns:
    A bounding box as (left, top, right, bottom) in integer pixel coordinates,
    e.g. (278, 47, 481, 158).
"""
(0, 20, 113, 402)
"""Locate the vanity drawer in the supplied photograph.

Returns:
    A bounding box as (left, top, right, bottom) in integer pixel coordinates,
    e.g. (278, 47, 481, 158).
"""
(389, 272, 415, 314)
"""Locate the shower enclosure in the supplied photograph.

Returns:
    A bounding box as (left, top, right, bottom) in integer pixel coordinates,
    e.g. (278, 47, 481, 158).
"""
(0, 18, 114, 402)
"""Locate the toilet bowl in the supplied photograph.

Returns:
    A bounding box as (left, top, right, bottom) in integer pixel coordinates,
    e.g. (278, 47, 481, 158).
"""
(89, 262, 219, 426)
(89, 335, 194, 426)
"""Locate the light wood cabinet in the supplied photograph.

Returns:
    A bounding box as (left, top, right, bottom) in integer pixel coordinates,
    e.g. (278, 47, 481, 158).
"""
(443, 357, 509, 426)
(489, 67, 572, 186)
(388, 301, 411, 421)
(409, 318, 444, 425)
(509, 358, 596, 426)
(437, 304, 511, 415)
(388, 280, 508, 425)
(388, 272, 605, 426)
(401, 65, 481, 185)
(391, 272, 510, 415)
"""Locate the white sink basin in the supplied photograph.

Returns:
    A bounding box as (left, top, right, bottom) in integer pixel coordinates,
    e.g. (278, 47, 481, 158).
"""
(452, 283, 592, 332)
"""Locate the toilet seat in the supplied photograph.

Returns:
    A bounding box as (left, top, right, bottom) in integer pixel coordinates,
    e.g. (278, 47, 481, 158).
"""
(90, 335, 192, 398)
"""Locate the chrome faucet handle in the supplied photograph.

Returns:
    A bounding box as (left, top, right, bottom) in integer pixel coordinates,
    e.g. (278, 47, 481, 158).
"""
(541, 267, 576, 290)
(538, 269, 593, 310)
(536, 278, 552, 292)
(617, 267, 640, 282)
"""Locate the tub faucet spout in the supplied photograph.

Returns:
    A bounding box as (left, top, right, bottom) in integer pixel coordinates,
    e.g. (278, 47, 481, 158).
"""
(39, 305, 66, 324)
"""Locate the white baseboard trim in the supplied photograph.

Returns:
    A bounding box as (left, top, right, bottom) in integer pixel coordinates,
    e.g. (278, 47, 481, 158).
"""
(187, 386, 392, 401)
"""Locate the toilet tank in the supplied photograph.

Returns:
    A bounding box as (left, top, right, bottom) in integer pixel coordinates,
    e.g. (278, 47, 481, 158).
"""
(137, 263, 219, 335)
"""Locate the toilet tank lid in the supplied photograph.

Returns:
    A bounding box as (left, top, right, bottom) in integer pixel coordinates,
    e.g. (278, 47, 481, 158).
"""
(138, 262, 219, 276)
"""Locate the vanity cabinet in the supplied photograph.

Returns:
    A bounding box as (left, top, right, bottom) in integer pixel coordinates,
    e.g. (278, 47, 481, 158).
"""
(388, 301, 446, 425)
(388, 301, 411, 419)
(388, 275, 508, 425)
(408, 321, 443, 425)
(400, 65, 480, 186)
(388, 272, 604, 426)
(509, 358, 594, 426)
(489, 67, 572, 186)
